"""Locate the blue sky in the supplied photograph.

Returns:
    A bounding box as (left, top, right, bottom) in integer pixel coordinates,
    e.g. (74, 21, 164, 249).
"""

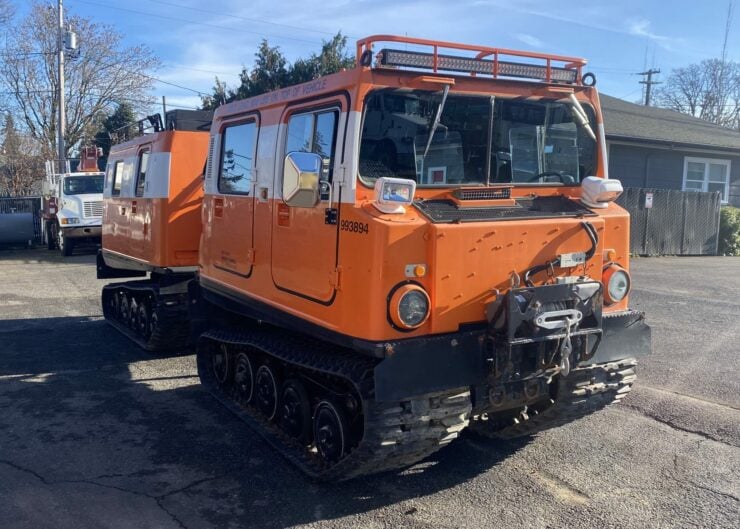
(16, 0, 740, 114)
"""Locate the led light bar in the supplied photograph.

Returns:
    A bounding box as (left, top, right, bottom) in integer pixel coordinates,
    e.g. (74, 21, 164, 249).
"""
(378, 49, 578, 83)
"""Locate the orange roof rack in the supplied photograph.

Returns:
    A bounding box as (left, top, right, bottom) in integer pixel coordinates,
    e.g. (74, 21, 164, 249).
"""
(356, 35, 587, 85)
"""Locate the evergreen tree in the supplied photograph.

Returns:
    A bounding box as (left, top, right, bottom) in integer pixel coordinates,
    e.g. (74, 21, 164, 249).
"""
(94, 103, 136, 166)
(201, 32, 355, 110)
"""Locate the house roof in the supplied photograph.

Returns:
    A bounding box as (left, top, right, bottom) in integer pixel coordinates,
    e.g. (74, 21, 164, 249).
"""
(600, 93, 740, 151)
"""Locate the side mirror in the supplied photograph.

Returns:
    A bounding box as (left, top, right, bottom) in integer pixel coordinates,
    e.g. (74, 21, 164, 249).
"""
(283, 151, 322, 208)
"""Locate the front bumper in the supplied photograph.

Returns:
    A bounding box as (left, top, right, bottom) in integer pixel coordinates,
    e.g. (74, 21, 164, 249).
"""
(62, 225, 102, 239)
(372, 308, 651, 402)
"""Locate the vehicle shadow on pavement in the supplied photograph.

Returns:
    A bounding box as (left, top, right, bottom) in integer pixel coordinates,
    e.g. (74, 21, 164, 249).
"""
(0, 316, 191, 375)
(0, 315, 528, 529)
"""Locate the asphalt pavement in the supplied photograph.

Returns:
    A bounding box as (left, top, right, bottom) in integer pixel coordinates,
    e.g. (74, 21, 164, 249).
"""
(0, 248, 737, 529)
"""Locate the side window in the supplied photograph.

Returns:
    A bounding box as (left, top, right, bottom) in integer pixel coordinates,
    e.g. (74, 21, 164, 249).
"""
(285, 109, 338, 180)
(285, 113, 313, 154)
(135, 150, 150, 197)
(219, 121, 257, 195)
(112, 161, 124, 197)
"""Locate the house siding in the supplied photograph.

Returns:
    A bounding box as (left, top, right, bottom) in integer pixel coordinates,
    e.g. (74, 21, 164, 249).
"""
(607, 141, 740, 207)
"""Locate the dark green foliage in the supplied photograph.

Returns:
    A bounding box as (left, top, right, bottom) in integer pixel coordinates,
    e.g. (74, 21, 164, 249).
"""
(94, 103, 137, 165)
(718, 206, 740, 256)
(201, 32, 354, 110)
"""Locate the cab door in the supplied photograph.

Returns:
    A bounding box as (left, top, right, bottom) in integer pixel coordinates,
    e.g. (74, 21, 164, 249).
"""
(271, 102, 344, 304)
(130, 146, 150, 260)
(209, 117, 259, 278)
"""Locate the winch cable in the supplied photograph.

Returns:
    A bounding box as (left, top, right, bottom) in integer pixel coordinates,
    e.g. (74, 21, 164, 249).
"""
(524, 221, 599, 287)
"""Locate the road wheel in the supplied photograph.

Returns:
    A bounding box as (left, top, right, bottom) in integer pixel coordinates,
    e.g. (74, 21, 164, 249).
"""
(280, 379, 312, 443)
(148, 305, 159, 339)
(234, 352, 254, 404)
(137, 302, 151, 339)
(110, 291, 121, 319)
(119, 293, 130, 324)
(128, 298, 139, 329)
(313, 400, 348, 464)
(58, 228, 74, 256)
(255, 364, 280, 421)
(212, 343, 231, 387)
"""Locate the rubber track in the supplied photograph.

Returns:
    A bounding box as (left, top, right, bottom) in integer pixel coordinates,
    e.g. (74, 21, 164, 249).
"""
(102, 281, 191, 352)
(470, 358, 638, 440)
(197, 328, 472, 481)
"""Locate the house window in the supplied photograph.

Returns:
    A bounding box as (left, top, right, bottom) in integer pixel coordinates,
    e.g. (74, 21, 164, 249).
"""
(683, 157, 731, 203)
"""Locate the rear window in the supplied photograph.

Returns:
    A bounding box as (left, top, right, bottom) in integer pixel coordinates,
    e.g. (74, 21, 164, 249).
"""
(135, 151, 150, 197)
(111, 162, 124, 196)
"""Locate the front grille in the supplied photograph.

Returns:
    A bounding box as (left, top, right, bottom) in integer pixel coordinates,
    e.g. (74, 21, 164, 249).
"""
(83, 200, 103, 218)
(414, 195, 596, 223)
(455, 187, 512, 200)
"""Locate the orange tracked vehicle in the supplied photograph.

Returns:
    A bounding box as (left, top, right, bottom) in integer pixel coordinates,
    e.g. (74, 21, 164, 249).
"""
(98, 110, 211, 349)
(101, 37, 650, 481)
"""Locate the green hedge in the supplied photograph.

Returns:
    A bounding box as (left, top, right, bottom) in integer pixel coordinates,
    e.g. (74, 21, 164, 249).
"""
(718, 206, 740, 256)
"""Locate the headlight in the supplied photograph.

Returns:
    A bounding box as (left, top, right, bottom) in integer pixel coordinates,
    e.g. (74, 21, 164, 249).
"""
(60, 217, 80, 225)
(603, 265, 631, 304)
(389, 285, 430, 329)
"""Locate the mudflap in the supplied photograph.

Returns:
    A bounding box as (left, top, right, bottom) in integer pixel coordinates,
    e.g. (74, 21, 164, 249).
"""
(580, 310, 651, 365)
(373, 331, 486, 402)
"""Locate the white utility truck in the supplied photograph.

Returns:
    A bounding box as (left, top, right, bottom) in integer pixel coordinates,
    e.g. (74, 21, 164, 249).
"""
(41, 147, 104, 256)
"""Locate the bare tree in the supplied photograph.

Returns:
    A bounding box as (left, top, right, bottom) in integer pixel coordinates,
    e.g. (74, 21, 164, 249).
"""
(654, 3, 740, 129)
(0, 0, 13, 26)
(0, 114, 44, 197)
(0, 1, 160, 160)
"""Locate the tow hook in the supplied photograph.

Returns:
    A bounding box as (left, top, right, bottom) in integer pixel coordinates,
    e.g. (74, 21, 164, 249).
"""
(559, 316, 575, 377)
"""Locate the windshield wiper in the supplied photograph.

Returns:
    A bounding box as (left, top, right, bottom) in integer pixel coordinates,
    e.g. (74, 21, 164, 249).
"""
(422, 84, 450, 159)
(567, 93, 596, 141)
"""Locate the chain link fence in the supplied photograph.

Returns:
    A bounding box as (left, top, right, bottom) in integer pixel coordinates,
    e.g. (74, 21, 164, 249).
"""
(0, 197, 42, 245)
(616, 188, 721, 256)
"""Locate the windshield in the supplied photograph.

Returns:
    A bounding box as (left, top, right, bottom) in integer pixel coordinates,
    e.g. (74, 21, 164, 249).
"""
(359, 89, 597, 186)
(63, 175, 104, 195)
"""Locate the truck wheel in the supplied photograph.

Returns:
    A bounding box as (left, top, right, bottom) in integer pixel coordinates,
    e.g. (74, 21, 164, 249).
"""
(58, 229, 74, 256)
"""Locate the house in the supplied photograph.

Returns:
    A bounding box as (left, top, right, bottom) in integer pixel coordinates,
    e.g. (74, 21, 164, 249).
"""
(600, 94, 740, 207)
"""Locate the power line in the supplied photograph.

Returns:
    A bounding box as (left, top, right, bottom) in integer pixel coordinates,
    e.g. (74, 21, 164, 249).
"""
(69, 0, 326, 46)
(161, 63, 239, 77)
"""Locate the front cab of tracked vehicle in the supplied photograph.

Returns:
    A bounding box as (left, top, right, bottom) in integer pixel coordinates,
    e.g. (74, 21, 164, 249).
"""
(197, 35, 651, 424)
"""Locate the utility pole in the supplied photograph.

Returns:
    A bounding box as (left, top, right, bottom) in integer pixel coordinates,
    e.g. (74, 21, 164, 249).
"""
(56, 0, 65, 172)
(638, 68, 661, 106)
(162, 96, 167, 125)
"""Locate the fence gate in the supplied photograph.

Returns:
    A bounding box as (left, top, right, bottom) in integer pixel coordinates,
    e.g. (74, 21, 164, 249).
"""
(0, 197, 42, 245)
(616, 188, 721, 256)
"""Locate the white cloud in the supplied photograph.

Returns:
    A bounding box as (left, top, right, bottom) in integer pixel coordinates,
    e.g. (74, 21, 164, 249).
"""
(628, 18, 670, 42)
(515, 33, 544, 48)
